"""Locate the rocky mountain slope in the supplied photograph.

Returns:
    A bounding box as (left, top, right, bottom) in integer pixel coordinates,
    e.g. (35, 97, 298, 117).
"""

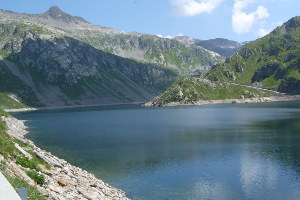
(208, 16, 300, 94)
(174, 36, 244, 57)
(148, 16, 300, 106)
(0, 6, 224, 107)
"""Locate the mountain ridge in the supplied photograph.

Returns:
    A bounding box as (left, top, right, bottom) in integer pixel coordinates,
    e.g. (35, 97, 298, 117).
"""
(0, 7, 184, 107)
(174, 36, 245, 57)
(147, 16, 300, 106)
(0, 6, 249, 108)
(0, 7, 224, 74)
(40, 6, 89, 23)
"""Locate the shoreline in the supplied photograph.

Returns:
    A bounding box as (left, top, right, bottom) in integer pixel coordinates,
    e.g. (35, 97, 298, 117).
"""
(144, 95, 300, 107)
(4, 102, 143, 113)
(2, 116, 130, 200)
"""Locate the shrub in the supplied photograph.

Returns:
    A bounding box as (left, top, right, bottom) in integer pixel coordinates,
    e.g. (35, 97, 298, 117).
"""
(0, 120, 17, 158)
(26, 171, 45, 186)
(0, 109, 9, 117)
(16, 157, 39, 171)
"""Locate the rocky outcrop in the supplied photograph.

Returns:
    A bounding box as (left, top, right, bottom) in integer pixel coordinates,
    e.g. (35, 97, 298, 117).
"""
(40, 6, 88, 24)
(278, 77, 300, 94)
(2, 116, 130, 200)
(251, 62, 280, 82)
(145, 95, 300, 107)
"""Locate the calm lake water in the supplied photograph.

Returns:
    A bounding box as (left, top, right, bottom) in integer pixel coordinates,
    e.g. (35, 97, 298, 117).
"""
(13, 102, 300, 200)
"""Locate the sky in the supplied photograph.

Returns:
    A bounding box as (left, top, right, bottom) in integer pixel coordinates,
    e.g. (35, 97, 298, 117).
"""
(0, 0, 299, 42)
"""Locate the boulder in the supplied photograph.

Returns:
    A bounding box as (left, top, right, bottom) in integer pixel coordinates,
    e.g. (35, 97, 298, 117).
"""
(57, 178, 68, 187)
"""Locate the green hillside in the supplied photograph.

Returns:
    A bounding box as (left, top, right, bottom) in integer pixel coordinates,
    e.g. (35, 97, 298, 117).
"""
(148, 16, 300, 106)
(208, 16, 300, 94)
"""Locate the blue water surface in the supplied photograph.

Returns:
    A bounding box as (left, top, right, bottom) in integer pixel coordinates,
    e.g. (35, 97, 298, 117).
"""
(13, 102, 300, 200)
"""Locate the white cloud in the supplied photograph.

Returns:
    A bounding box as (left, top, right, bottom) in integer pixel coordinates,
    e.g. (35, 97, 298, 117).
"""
(232, 0, 270, 34)
(256, 20, 284, 37)
(157, 34, 174, 39)
(170, 0, 224, 16)
(256, 28, 271, 37)
(157, 33, 185, 39)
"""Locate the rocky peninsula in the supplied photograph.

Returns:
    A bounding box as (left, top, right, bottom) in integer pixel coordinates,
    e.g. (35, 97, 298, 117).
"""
(1, 116, 130, 200)
(144, 95, 300, 107)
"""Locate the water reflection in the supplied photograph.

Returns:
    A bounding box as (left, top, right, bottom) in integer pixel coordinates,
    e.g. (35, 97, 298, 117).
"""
(240, 154, 278, 199)
(247, 115, 300, 174)
(12, 102, 300, 200)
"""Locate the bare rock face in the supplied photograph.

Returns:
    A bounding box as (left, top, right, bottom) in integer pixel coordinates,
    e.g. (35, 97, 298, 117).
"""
(41, 6, 88, 24)
(251, 62, 280, 83)
(278, 77, 300, 94)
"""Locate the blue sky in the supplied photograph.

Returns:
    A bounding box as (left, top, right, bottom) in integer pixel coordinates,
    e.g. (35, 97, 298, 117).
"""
(1, 0, 299, 42)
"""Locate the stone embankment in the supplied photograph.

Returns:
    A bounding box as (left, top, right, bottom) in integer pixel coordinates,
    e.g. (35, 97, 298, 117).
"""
(2, 116, 130, 200)
(144, 95, 300, 107)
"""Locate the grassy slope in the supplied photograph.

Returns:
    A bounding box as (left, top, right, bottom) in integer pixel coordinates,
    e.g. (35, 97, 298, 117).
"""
(207, 16, 300, 91)
(150, 17, 300, 105)
(77, 32, 224, 74)
(152, 77, 272, 104)
(0, 61, 41, 109)
(0, 110, 47, 199)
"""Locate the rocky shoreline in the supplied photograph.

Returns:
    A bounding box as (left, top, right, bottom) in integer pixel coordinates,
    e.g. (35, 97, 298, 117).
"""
(4, 102, 143, 113)
(2, 116, 130, 200)
(144, 95, 300, 107)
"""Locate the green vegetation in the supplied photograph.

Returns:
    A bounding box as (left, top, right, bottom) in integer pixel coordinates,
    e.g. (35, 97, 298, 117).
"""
(6, 176, 47, 199)
(0, 109, 10, 117)
(0, 61, 41, 108)
(78, 32, 224, 74)
(26, 171, 45, 186)
(152, 77, 272, 104)
(0, 161, 47, 200)
(1, 162, 45, 198)
(207, 16, 300, 94)
(0, 119, 18, 159)
(16, 157, 40, 171)
(150, 16, 300, 105)
(0, 93, 27, 109)
(0, 109, 47, 198)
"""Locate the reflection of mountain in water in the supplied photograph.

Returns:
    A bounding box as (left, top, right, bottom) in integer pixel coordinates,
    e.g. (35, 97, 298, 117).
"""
(16, 102, 300, 200)
(247, 114, 300, 175)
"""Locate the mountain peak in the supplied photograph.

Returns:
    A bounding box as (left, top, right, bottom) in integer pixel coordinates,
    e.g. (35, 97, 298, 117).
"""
(272, 16, 300, 35)
(47, 6, 65, 17)
(43, 6, 88, 23)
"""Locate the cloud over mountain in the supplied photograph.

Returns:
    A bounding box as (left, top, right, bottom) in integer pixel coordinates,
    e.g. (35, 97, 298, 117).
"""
(170, 0, 224, 16)
(232, 0, 269, 34)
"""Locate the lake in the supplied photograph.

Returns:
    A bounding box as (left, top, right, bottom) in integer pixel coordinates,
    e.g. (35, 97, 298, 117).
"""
(13, 102, 300, 200)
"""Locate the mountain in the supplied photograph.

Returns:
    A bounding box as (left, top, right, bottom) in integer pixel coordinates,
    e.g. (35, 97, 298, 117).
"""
(195, 38, 246, 57)
(148, 16, 300, 106)
(0, 6, 224, 108)
(174, 36, 244, 57)
(208, 16, 300, 94)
